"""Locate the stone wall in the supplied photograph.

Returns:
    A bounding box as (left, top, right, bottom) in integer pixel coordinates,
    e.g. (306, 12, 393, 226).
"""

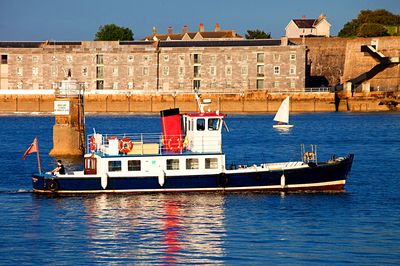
(0, 92, 393, 114)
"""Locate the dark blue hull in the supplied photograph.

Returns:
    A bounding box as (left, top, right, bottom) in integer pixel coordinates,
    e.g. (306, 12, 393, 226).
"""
(32, 155, 354, 194)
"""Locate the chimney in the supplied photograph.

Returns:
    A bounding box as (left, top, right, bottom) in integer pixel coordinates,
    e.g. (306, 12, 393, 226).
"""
(152, 26, 157, 36)
(214, 23, 220, 32)
(168, 25, 173, 34)
(182, 25, 188, 34)
(301, 15, 306, 19)
(199, 23, 204, 32)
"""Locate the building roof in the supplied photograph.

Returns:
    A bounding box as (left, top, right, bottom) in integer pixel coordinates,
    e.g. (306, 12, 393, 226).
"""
(292, 19, 316, 29)
(143, 24, 243, 41)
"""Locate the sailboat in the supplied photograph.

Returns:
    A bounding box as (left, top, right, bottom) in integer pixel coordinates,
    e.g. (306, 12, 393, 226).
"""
(273, 96, 294, 128)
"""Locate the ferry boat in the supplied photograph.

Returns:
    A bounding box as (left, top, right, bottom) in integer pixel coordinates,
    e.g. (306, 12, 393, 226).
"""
(32, 95, 354, 194)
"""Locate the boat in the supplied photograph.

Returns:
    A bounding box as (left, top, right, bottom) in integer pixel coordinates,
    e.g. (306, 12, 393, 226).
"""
(273, 96, 294, 129)
(31, 95, 354, 194)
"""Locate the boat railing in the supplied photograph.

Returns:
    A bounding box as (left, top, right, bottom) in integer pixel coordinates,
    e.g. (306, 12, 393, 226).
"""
(87, 133, 222, 156)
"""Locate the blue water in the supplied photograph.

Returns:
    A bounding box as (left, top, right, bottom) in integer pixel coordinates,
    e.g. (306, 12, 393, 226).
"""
(1, 113, 400, 265)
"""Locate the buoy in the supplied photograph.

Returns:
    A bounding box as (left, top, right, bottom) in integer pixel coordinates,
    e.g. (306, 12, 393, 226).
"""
(280, 173, 286, 189)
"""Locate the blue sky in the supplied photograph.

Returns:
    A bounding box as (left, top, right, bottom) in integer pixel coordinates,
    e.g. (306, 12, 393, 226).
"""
(1, 0, 399, 41)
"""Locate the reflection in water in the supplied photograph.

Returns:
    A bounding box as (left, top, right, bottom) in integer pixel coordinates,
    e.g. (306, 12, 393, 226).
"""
(83, 194, 226, 264)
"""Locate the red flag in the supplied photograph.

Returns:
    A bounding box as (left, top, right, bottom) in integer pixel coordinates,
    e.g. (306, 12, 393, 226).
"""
(22, 137, 38, 160)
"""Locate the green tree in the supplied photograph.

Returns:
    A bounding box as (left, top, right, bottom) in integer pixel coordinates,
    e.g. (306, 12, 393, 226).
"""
(245, 30, 271, 39)
(338, 9, 400, 37)
(357, 23, 389, 37)
(95, 24, 134, 41)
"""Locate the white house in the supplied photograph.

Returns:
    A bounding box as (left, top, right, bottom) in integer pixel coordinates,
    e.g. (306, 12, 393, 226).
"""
(285, 14, 331, 38)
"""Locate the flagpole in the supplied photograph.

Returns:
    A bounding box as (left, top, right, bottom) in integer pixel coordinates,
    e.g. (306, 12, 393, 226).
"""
(36, 137, 42, 174)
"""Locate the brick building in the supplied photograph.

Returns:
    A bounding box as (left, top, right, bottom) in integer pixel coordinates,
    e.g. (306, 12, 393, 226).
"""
(0, 38, 306, 92)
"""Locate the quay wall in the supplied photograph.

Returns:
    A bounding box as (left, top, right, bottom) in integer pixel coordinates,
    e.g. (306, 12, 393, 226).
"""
(0, 92, 392, 114)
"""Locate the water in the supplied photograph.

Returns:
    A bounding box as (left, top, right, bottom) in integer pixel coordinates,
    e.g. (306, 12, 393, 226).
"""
(1, 113, 400, 265)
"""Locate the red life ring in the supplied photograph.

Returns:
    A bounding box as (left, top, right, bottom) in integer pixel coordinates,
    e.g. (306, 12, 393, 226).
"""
(89, 136, 96, 152)
(118, 137, 133, 153)
(167, 137, 182, 152)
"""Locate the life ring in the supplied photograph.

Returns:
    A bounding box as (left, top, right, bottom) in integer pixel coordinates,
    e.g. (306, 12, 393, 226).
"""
(47, 179, 59, 192)
(89, 136, 96, 152)
(167, 137, 182, 152)
(118, 137, 133, 154)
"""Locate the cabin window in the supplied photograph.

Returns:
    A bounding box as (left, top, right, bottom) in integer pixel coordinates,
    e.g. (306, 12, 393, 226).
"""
(167, 159, 180, 170)
(186, 158, 199, 170)
(208, 118, 220, 131)
(108, 161, 122, 172)
(197, 119, 205, 131)
(128, 160, 141, 171)
(205, 158, 218, 169)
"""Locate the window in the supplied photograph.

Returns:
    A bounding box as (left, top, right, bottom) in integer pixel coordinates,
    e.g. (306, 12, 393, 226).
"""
(96, 80, 104, 90)
(193, 80, 200, 90)
(197, 118, 205, 131)
(241, 54, 248, 61)
(16, 56, 23, 62)
(290, 65, 296, 75)
(211, 55, 217, 62)
(186, 158, 199, 170)
(17, 67, 23, 76)
(273, 54, 280, 61)
(225, 66, 232, 76)
(208, 118, 220, 131)
(16, 82, 23, 89)
(128, 160, 141, 171)
(128, 66, 134, 76)
(257, 65, 264, 77)
(205, 158, 218, 169)
(194, 66, 201, 77)
(66, 55, 73, 63)
(226, 55, 232, 61)
(163, 66, 169, 76)
(32, 56, 38, 63)
(96, 66, 104, 78)
(143, 67, 149, 76)
(256, 79, 264, 89)
(82, 67, 88, 76)
(128, 55, 134, 62)
(179, 55, 185, 63)
(193, 54, 201, 64)
(167, 159, 179, 170)
(112, 82, 118, 90)
(241, 66, 248, 75)
(273, 81, 280, 88)
(112, 67, 118, 76)
(179, 66, 185, 77)
(143, 55, 149, 62)
(108, 161, 121, 172)
(1, 55, 8, 64)
(210, 66, 216, 76)
(290, 81, 296, 88)
(128, 82, 134, 89)
(32, 67, 39, 77)
(290, 54, 296, 61)
(257, 53, 264, 63)
(274, 66, 280, 75)
(163, 55, 169, 62)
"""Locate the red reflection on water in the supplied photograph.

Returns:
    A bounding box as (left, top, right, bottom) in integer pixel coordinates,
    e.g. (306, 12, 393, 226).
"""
(162, 200, 182, 265)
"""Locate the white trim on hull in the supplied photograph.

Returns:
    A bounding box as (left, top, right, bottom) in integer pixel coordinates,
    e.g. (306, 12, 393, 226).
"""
(33, 180, 346, 194)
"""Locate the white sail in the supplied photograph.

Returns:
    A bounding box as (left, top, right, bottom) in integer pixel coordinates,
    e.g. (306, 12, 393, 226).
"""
(273, 96, 290, 124)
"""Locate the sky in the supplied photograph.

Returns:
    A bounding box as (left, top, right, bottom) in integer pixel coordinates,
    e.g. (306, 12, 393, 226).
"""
(1, 0, 399, 41)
